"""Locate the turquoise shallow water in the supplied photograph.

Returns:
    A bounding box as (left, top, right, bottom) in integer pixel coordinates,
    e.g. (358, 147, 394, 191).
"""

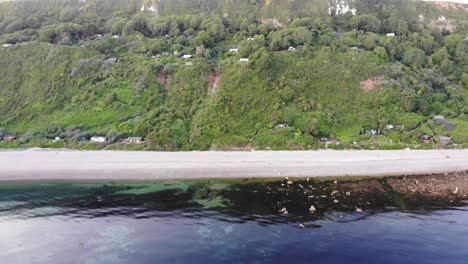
(1, 180, 468, 264)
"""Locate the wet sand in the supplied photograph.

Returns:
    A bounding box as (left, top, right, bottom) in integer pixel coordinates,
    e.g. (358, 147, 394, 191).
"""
(0, 149, 467, 181)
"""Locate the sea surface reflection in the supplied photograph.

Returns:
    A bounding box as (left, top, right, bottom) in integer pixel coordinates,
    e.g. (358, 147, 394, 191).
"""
(1, 179, 468, 264)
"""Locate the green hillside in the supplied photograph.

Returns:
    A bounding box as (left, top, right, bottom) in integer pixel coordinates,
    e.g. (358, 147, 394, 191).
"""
(0, 0, 466, 150)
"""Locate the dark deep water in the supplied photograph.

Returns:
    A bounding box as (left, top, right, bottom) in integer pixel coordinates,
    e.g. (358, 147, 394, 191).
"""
(1, 179, 468, 264)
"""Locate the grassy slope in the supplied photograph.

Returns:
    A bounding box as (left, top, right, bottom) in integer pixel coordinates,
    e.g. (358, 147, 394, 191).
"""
(191, 48, 386, 149)
(0, 42, 162, 133)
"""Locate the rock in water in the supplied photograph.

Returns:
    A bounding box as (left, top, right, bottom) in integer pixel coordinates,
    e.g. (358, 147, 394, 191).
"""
(356, 208, 363, 212)
(279, 207, 288, 215)
(346, 192, 351, 196)
(299, 224, 305, 228)
(453, 187, 459, 194)
(309, 205, 317, 213)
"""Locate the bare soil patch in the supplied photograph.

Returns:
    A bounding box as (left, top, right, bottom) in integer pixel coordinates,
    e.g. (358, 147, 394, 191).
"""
(208, 71, 221, 95)
(360, 78, 384, 91)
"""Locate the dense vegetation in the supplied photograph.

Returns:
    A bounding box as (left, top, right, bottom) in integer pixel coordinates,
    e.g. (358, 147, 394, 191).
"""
(0, 0, 467, 150)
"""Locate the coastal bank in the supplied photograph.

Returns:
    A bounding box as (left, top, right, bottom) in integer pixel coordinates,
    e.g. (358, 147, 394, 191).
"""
(0, 149, 467, 181)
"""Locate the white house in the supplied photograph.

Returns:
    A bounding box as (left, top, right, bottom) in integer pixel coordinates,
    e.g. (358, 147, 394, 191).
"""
(182, 54, 192, 59)
(239, 58, 249, 62)
(385, 125, 394, 130)
(229, 48, 239, 53)
(104, 58, 118, 63)
(386, 33, 396, 37)
(2, 43, 12, 47)
(112, 35, 120, 39)
(288, 46, 296, 51)
(91, 136, 108, 143)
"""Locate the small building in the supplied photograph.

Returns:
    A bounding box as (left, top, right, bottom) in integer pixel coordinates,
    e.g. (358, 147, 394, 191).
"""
(94, 34, 102, 38)
(385, 125, 394, 130)
(3, 136, 16, 142)
(433, 115, 444, 120)
(126, 137, 144, 143)
(395, 125, 405, 130)
(104, 58, 118, 63)
(247, 37, 255, 41)
(229, 48, 239, 53)
(91, 136, 108, 143)
(275, 124, 289, 128)
(52, 137, 61, 143)
(420, 135, 430, 143)
(386, 33, 396, 37)
(239, 58, 249, 62)
(350, 47, 358, 50)
(288, 46, 296, 51)
(181, 54, 192, 59)
(438, 136, 451, 145)
(112, 35, 120, 39)
(2, 43, 12, 48)
(363, 129, 380, 136)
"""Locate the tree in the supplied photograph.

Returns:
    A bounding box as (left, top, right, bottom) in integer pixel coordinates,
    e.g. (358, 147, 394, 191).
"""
(38, 25, 57, 43)
(373, 46, 387, 61)
(403, 48, 425, 69)
(350, 15, 380, 33)
(363, 34, 376, 50)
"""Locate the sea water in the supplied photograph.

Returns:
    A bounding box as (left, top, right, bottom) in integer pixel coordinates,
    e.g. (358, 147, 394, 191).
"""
(1, 179, 468, 264)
